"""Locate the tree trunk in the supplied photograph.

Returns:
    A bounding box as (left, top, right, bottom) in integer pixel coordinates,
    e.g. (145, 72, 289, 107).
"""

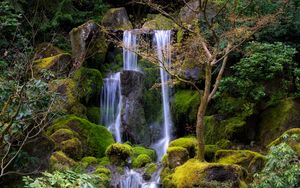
(196, 63, 212, 161)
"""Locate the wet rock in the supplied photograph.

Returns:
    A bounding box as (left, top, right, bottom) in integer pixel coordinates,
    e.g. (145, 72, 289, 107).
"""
(120, 70, 149, 146)
(105, 143, 132, 166)
(167, 146, 189, 169)
(70, 20, 107, 68)
(102, 7, 133, 30)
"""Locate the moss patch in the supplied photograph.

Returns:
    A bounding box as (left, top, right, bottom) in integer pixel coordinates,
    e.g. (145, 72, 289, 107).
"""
(167, 146, 189, 169)
(47, 115, 114, 158)
(81, 156, 98, 166)
(105, 143, 133, 166)
(142, 14, 176, 30)
(205, 145, 220, 162)
(132, 154, 152, 168)
(61, 137, 83, 160)
(87, 106, 101, 124)
(169, 137, 198, 158)
(132, 146, 156, 161)
(49, 151, 77, 171)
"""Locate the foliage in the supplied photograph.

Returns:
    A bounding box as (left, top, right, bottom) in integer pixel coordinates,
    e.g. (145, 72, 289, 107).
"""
(251, 141, 300, 188)
(23, 170, 106, 188)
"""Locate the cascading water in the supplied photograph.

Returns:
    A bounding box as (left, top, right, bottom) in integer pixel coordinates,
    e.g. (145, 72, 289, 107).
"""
(153, 30, 173, 161)
(101, 73, 122, 143)
(123, 30, 138, 71)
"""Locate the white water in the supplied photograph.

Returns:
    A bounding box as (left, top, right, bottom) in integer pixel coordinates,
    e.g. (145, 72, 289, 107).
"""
(101, 73, 122, 143)
(123, 30, 138, 71)
(153, 30, 173, 161)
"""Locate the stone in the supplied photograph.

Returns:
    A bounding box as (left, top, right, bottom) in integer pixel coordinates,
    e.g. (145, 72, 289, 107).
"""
(179, 0, 200, 25)
(120, 70, 149, 145)
(142, 14, 176, 30)
(268, 128, 300, 153)
(169, 137, 198, 158)
(49, 151, 77, 171)
(33, 43, 65, 60)
(132, 154, 153, 168)
(105, 143, 133, 166)
(102, 7, 133, 30)
(61, 138, 83, 160)
(167, 146, 189, 169)
(70, 20, 107, 68)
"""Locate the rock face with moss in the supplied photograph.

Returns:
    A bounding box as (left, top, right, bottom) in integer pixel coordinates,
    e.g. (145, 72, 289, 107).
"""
(142, 14, 176, 30)
(162, 159, 244, 188)
(120, 70, 149, 145)
(49, 151, 77, 171)
(105, 143, 133, 166)
(48, 115, 114, 159)
(268, 128, 300, 153)
(70, 20, 108, 68)
(102, 7, 133, 30)
(258, 98, 300, 146)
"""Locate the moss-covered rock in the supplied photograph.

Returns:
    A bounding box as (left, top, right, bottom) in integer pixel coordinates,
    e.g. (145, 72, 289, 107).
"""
(105, 143, 133, 166)
(87, 106, 101, 124)
(258, 98, 300, 146)
(205, 145, 220, 162)
(144, 163, 158, 180)
(268, 128, 300, 153)
(61, 138, 83, 160)
(167, 146, 189, 169)
(169, 137, 198, 158)
(142, 14, 176, 30)
(132, 154, 152, 168)
(102, 7, 132, 30)
(205, 115, 246, 144)
(215, 150, 265, 177)
(72, 67, 102, 104)
(50, 128, 78, 143)
(171, 90, 200, 135)
(81, 156, 98, 166)
(163, 159, 244, 188)
(94, 166, 111, 176)
(47, 115, 114, 158)
(132, 146, 156, 161)
(49, 151, 77, 171)
(98, 156, 110, 166)
(34, 43, 65, 60)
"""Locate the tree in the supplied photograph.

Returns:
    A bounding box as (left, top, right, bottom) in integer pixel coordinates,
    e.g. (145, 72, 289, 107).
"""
(133, 0, 289, 161)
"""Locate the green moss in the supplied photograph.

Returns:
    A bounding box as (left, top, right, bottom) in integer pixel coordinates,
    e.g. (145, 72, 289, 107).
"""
(142, 14, 176, 30)
(87, 106, 100, 124)
(259, 98, 300, 146)
(72, 67, 102, 104)
(268, 128, 300, 153)
(98, 156, 110, 166)
(105, 143, 133, 166)
(47, 115, 114, 158)
(50, 128, 77, 143)
(61, 137, 83, 160)
(171, 90, 200, 134)
(81, 156, 98, 165)
(169, 137, 197, 158)
(132, 146, 156, 161)
(49, 151, 77, 171)
(132, 154, 152, 168)
(216, 139, 232, 149)
(205, 145, 220, 162)
(94, 166, 111, 176)
(215, 150, 265, 177)
(145, 163, 157, 175)
(167, 146, 189, 169)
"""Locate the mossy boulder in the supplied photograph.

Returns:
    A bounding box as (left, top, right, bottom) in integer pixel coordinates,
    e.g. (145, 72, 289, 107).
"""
(87, 106, 101, 124)
(215, 150, 265, 177)
(179, 0, 200, 25)
(143, 163, 158, 180)
(171, 90, 200, 135)
(105, 143, 133, 166)
(167, 146, 189, 169)
(163, 159, 244, 188)
(268, 128, 300, 153)
(142, 14, 176, 30)
(61, 138, 83, 160)
(102, 7, 133, 30)
(34, 43, 65, 60)
(169, 137, 198, 158)
(49, 151, 77, 171)
(94, 166, 111, 176)
(132, 146, 156, 161)
(72, 67, 102, 104)
(132, 154, 153, 168)
(258, 98, 300, 146)
(81, 156, 98, 167)
(50, 128, 78, 143)
(205, 115, 246, 144)
(47, 115, 114, 158)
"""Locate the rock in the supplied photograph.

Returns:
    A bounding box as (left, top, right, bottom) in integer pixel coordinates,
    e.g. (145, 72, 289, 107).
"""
(132, 154, 153, 168)
(171, 90, 200, 136)
(50, 128, 78, 143)
(81, 156, 98, 167)
(167, 146, 189, 169)
(215, 150, 265, 177)
(162, 159, 244, 188)
(102, 7, 133, 30)
(268, 128, 300, 153)
(34, 43, 65, 60)
(33, 53, 72, 79)
(143, 163, 158, 180)
(70, 20, 108, 68)
(258, 98, 300, 146)
(132, 146, 157, 161)
(205, 145, 220, 162)
(61, 137, 83, 160)
(105, 143, 133, 166)
(47, 115, 114, 158)
(87, 106, 101, 124)
(142, 14, 176, 30)
(179, 0, 200, 25)
(169, 137, 198, 158)
(49, 151, 77, 171)
(120, 70, 149, 145)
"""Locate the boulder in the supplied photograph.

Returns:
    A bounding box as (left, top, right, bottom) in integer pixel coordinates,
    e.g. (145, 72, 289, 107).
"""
(105, 143, 132, 166)
(34, 43, 65, 60)
(142, 14, 176, 30)
(47, 115, 114, 158)
(268, 128, 300, 153)
(132, 146, 157, 161)
(169, 137, 198, 158)
(61, 137, 83, 160)
(162, 159, 244, 188)
(215, 150, 265, 178)
(49, 151, 77, 171)
(70, 20, 108, 68)
(179, 0, 200, 25)
(167, 146, 189, 169)
(120, 70, 149, 145)
(258, 98, 300, 146)
(102, 7, 133, 30)
(132, 154, 153, 168)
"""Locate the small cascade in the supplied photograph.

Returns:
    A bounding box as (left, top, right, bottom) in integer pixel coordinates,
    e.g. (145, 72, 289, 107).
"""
(101, 73, 122, 143)
(120, 168, 143, 188)
(123, 30, 138, 70)
(153, 30, 173, 160)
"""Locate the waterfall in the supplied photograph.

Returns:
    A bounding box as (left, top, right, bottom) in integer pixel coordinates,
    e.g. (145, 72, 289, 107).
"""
(101, 73, 122, 143)
(153, 30, 173, 160)
(123, 30, 138, 70)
